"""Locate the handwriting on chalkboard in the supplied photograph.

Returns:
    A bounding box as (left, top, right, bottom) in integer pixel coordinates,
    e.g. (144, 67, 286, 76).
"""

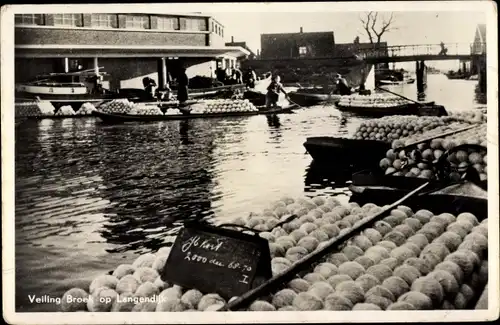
(181, 235, 253, 284)
(181, 235, 225, 253)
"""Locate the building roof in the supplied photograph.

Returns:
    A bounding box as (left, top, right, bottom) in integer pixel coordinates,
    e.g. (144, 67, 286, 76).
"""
(225, 41, 256, 57)
(15, 44, 249, 58)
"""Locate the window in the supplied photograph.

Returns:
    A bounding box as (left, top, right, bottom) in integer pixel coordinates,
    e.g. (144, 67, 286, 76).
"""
(124, 15, 149, 29)
(299, 46, 308, 56)
(15, 14, 43, 25)
(90, 14, 117, 28)
(53, 14, 82, 27)
(157, 16, 179, 30)
(211, 21, 215, 32)
(181, 17, 207, 31)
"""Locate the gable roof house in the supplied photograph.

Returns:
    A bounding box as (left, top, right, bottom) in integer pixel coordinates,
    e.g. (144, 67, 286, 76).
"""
(472, 24, 486, 54)
(260, 28, 336, 59)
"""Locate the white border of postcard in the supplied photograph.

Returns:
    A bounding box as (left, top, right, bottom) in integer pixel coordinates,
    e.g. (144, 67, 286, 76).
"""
(2, 1, 499, 324)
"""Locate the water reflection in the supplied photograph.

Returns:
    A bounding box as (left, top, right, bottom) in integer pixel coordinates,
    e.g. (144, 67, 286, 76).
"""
(266, 114, 281, 128)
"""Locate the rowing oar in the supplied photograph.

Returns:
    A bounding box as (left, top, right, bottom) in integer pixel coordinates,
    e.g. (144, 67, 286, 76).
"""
(399, 124, 482, 151)
(375, 86, 428, 106)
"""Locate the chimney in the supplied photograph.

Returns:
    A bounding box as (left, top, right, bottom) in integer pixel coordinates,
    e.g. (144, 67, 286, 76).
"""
(300, 27, 303, 33)
(231, 36, 234, 43)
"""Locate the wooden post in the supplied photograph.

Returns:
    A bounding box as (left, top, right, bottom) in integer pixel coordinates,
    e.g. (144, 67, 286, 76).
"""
(63, 58, 69, 73)
(93, 57, 99, 75)
(416, 61, 426, 94)
(158, 57, 167, 87)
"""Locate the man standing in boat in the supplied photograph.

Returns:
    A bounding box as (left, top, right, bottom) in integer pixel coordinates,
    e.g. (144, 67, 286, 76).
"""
(266, 75, 289, 108)
(177, 67, 189, 104)
(336, 73, 352, 96)
(244, 67, 257, 89)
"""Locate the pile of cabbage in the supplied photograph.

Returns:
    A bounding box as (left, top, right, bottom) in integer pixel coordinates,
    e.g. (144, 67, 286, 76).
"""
(99, 99, 137, 114)
(55, 105, 76, 116)
(352, 114, 483, 142)
(338, 94, 412, 108)
(190, 99, 258, 114)
(380, 123, 487, 181)
(59, 196, 487, 312)
(15, 101, 55, 117)
(76, 103, 97, 115)
(128, 105, 163, 116)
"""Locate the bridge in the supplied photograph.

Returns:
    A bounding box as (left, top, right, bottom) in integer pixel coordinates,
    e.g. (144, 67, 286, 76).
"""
(357, 43, 485, 63)
(355, 42, 486, 93)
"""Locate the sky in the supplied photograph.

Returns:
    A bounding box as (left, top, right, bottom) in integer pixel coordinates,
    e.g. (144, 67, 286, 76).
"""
(213, 11, 487, 70)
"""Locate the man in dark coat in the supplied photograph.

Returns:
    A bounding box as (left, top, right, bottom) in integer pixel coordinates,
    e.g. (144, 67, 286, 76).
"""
(177, 68, 189, 103)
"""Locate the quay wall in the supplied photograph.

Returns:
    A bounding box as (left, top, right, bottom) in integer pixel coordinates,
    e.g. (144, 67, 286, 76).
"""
(241, 58, 372, 88)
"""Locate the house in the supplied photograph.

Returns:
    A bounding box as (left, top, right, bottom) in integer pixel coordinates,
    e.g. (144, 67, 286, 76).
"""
(225, 37, 256, 59)
(260, 28, 335, 59)
(14, 13, 249, 90)
(472, 23, 486, 54)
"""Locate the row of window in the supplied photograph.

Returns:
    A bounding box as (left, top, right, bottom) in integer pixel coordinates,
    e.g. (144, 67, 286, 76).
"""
(15, 14, 217, 33)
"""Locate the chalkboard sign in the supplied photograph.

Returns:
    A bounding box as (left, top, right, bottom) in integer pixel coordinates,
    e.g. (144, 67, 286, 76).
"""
(162, 222, 272, 300)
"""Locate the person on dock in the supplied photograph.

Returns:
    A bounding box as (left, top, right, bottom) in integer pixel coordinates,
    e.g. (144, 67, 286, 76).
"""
(335, 73, 351, 96)
(266, 75, 289, 108)
(232, 67, 243, 84)
(244, 68, 257, 89)
(177, 68, 189, 104)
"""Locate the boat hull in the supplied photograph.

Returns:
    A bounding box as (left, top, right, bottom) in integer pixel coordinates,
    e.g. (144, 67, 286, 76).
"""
(349, 171, 487, 217)
(335, 102, 447, 117)
(303, 137, 391, 168)
(378, 78, 415, 85)
(92, 104, 298, 123)
(287, 92, 341, 107)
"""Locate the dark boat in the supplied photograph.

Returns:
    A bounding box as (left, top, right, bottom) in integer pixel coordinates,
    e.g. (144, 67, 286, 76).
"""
(335, 101, 448, 117)
(303, 137, 391, 168)
(243, 90, 267, 106)
(92, 104, 298, 123)
(349, 169, 487, 217)
(287, 89, 342, 107)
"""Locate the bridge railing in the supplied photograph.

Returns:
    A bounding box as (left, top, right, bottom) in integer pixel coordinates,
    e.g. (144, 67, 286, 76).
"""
(357, 43, 486, 58)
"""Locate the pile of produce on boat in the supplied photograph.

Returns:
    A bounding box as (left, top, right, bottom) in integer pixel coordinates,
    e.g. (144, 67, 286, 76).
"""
(59, 196, 487, 312)
(98, 99, 137, 114)
(55, 105, 76, 116)
(352, 113, 485, 142)
(191, 99, 259, 114)
(128, 105, 164, 116)
(379, 123, 487, 181)
(338, 94, 412, 108)
(15, 101, 55, 117)
(165, 108, 182, 116)
(76, 103, 97, 115)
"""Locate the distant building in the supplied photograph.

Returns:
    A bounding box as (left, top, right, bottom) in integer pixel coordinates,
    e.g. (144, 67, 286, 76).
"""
(260, 27, 335, 59)
(225, 36, 256, 59)
(15, 13, 248, 90)
(472, 23, 486, 54)
(335, 42, 389, 69)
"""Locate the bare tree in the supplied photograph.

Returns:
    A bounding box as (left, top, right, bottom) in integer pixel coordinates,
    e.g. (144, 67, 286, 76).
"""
(359, 12, 397, 47)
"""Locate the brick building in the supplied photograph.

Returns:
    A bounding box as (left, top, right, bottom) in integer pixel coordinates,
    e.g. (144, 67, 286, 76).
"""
(260, 28, 336, 59)
(15, 13, 249, 90)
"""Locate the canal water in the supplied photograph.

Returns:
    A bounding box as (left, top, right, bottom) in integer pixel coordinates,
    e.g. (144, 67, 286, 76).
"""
(14, 74, 485, 311)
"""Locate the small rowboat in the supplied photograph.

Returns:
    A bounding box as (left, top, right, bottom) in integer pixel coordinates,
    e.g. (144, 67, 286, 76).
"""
(377, 78, 415, 85)
(303, 137, 391, 168)
(287, 90, 342, 107)
(92, 104, 298, 123)
(335, 101, 448, 117)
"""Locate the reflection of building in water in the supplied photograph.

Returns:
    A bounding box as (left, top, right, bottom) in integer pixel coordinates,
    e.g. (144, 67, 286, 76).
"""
(96, 119, 235, 253)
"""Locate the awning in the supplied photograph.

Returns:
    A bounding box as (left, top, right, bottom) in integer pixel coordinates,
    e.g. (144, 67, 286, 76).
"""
(15, 44, 250, 59)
